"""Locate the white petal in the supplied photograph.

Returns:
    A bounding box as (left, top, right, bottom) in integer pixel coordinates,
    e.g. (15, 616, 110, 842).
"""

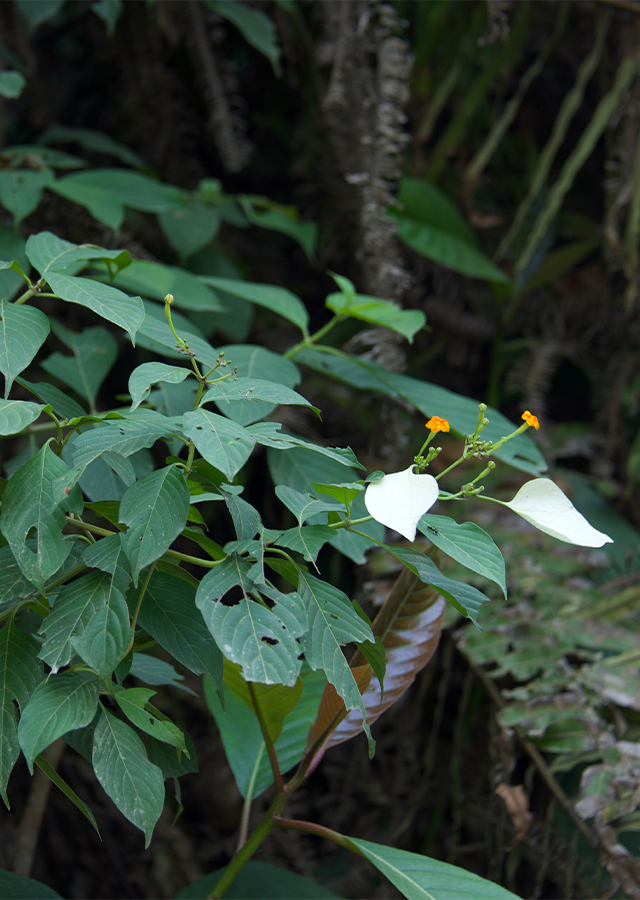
(505, 478, 613, 548)
(364, 466, 439, 541)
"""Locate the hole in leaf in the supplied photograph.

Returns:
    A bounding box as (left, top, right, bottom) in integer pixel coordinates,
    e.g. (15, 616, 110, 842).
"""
(261, 636, 278, 646)
(220, 586, 243, 606)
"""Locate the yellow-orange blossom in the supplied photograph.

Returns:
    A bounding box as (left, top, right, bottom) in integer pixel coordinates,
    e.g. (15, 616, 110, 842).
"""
(426, 416, 450, 433)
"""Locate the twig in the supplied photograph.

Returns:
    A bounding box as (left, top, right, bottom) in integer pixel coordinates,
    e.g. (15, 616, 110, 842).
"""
(12, 739, 65, 877)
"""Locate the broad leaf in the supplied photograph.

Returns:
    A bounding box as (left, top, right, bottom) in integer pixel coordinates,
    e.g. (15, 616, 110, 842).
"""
(196, 556, 305, 686)
(39, 571, 124, 673)
(81, 534, 132, 590)
(119, 465, 190, 584)
(92, 706, 164, 847)
(204, 0, 281, 75)
(296, 570, 374, 751)
(42, 324, 118, 406)
(70, 409, 183, 474)
(113, 687, 186, 750)
(18, 671, 99, 772)
(223, 659, 303, 745)
(147, 732, 198, 779)
(159, 199, 221, 261)
(204, 668, 326, 800)
(0, 443, 80, 590)
(198, 276, 308, 333)
(326, 287, 425, 343)
(418, 514, 507, 598)
(275, 485, 344, 524)
(45, 273, 144, 344)
(0, 545, 37, 606)
(183, 409, 255, 479)
(50, 178, 125, 231)
(129, 362, 191, 412)
(347, 836, 521, 899)
(0, 621, 44, 805)
(176, 861, 340, 900)
(108, 259, 224, 312)
(0, 399, 44, 435)
(0, 872, 63, 900)
(275, 525, 335, 564)
(0, 299, 50, 397)
(138, 571, 223, 691)
(17, 377, 86, 419)
(0, 169, 54, 225)
(56, 168, 185, 212)
(25, 231, 130, 277)
(253, 423, 363, 470)
(70, 585, 130, 682)
(40, 126, 148, 170)
(201, 376, 319, 418)
(217, 345, 301, 425)
(389, 546, 491, 627)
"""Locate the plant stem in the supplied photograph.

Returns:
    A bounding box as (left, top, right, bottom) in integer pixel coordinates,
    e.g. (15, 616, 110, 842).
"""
(247, 683, 284, 791)
(272, 817, 363, 855)
(284, 317, 343, 359)
(327, 514, 373, 530)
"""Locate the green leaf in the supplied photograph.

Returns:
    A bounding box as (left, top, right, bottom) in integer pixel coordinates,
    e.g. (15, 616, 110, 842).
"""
(177, 861, 341, 900)
(39, 571, 125, 673)
(418, 515, 507, 598)
(242, 203, 317, 259)
(17, 377, 86, 419)
(45, 273, 144, 344)
(0, 443, 79, 590)
(129, 654, 196, 694)
(196, 556, 305, 686)
(312, 482, 364, 505)
(91, 706, 164, 847)
(113, 687, 186, 750)
(391, 178, 510, 285)
(326, 290, 425, 344)
(274, 525, 335, 564)
(0, 299, 50, 397)
(0, 71, 26, 100)
(297, 570, 374, 751)
(0, 872, 64, 899)
(346, 837, 521, 899)
(201, 377, 319, 418)
(147, 732, 198, 778)
(91, 0, 122, 37)
(40, 126, 148, 171)
(0, 544, 37, 606)
(0, 224, 29, 301)
(15, 0, 64, 30)
(18, 671, 100, 772)
(50, 178, 125, 231)
(275, 485, 344, 523)
(159, 199, 221, 261)
(42, 324, 118, 406)
(253, 423, 363, 470)
(34, 751, 100, 834)
(119, 465, 190, 585)
(56, 168, 185, 212)
(70, 409, 183, 474)
(0, 399, 44, 434)
(138, 571, 223, 691)
(81, 534, 132, 589)
(389, 547, 490, 627)
(223, 659, 303, 744)
(183, 409, 255, 480)
(0, 169, 54, 225)
(198, 276, 308, 333)
(25, 231, 131, 276)
(204, 668, 326, 800)
(135, 300, 220, 367)
(70, 585, 130, 681)
(0, 621, 44, 805)
(129, 362, 191, 412)
(216, 345, 301, 426)
(109, 260, 225, 312)
(204, 0, 281, 75)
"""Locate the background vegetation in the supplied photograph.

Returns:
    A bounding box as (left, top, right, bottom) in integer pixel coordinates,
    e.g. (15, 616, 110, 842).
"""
(1, 0, 640, 897)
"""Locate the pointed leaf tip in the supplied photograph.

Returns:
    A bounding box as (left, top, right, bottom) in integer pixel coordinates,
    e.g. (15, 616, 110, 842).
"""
(364, 466, 439, 541)
(504, 478, 613, 548)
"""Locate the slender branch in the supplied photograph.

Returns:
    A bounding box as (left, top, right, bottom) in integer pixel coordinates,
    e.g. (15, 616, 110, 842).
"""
(247, 683, 284, 792)
(284, 318, 343, 359)
(272, 817, 364, 855)
(12, 739, 65, 876)
(122, 563, 156, 660)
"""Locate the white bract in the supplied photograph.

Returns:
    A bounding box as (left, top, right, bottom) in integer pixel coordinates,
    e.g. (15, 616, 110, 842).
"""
(503, 478, 613, 548)
(364, 466, 439, 541)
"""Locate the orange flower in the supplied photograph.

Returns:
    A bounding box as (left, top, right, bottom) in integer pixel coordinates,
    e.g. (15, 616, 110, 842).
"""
(426, 416, 450, 434)
(521, 410, 539, 430)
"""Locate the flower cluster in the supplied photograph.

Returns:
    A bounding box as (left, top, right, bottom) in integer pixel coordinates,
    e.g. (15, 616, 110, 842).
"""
(364, 410, 613, 548)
